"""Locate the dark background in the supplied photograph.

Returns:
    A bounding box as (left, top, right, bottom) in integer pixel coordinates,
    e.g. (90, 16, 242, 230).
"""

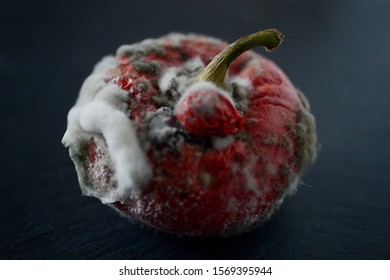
(1, 0, 389, 259)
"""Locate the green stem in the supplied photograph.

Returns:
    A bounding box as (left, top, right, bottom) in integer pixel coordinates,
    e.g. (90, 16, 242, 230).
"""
(197, 29, 284, 88)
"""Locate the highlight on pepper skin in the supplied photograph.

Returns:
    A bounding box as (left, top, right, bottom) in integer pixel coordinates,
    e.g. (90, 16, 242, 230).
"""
(175, 81, 244, 137)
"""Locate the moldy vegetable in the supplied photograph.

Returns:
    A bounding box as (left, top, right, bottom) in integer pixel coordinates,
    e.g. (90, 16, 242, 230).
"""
(62, 29, 317, 236)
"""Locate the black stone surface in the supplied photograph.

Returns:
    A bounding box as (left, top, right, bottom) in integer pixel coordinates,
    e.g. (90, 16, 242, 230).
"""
(0, 0, 389, 259)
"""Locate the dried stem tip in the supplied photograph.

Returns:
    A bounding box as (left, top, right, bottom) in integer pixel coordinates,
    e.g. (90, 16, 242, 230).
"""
(197, 29, 284, 88)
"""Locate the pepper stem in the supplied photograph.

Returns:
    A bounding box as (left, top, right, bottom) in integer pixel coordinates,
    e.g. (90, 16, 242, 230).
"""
(197, 29, 284, 88)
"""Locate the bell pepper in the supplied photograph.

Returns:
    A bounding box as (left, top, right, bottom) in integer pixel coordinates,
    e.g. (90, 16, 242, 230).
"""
(63, 29, 317, 236)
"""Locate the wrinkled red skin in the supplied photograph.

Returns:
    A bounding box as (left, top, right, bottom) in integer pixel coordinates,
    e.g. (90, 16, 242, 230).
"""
(87, 36, 308, 236)
(176, 89, 244, 136)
